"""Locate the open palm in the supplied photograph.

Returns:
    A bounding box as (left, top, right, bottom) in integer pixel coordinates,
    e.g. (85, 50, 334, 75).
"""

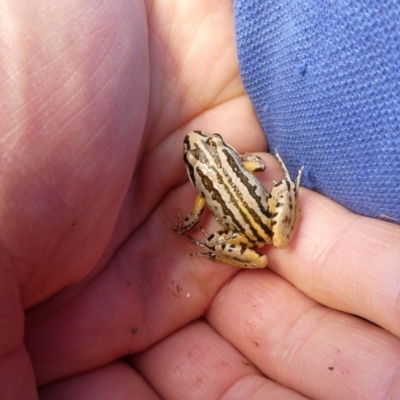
(1, 1, 399, 399)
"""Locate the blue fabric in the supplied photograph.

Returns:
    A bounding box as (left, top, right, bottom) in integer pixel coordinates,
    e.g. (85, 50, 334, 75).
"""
(234, 0, 400, 223)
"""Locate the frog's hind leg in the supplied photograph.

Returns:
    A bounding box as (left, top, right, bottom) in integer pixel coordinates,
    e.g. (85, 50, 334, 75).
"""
(183, 229, 268, 269)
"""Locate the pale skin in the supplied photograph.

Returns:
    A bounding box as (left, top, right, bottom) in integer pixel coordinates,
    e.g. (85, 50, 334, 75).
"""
(1, 1, 399, 399)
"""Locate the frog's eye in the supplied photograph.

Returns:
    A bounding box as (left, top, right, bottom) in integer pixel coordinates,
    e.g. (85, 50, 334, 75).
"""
(206, 137, 217, 147)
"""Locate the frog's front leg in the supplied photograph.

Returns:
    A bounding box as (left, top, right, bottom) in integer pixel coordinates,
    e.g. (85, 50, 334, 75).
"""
(186, 229, 268, 269)
(173, 194, 206, 234)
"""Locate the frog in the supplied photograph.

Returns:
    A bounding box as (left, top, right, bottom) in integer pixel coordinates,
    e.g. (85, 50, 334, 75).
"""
(173, 131, 304, 268)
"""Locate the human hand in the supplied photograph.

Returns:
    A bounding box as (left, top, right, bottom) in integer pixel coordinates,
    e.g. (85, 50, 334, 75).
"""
(1, 0, 258, 398)
(1, 0, 399, 399)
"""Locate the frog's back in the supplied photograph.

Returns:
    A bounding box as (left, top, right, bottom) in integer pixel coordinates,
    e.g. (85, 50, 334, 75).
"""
(184, 131, 273, 244)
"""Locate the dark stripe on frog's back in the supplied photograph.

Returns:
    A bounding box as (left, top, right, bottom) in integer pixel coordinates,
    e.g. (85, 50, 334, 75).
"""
(184, 134, 209, 187)
(185, 158, 198, 188)
(220, 148, 273, 232)
(221, 148, 270, 210)
(200, 146, 272, 242)
(220, 166, 273, 239)
(195, 167, 253, 237)
(196, 167, 267, 243)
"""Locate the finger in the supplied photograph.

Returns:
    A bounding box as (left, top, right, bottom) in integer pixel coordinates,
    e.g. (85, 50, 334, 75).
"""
(206, 269, 400, 399)
(132, 320, 308, 400)
(267, 188, 400, 337)
(39, 361, 160, 400)
(145, 0, 240, 139)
